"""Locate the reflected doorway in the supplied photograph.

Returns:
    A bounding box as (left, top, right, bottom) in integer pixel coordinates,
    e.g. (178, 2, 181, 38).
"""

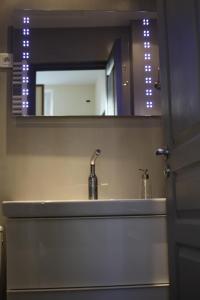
(36, 69, 107, 116)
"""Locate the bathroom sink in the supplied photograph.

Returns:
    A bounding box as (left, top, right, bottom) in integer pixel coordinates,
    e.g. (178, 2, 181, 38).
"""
(2, 198, 166, 218)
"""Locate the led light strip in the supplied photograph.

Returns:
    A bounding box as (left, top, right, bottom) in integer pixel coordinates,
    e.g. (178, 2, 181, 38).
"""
(143, 19, 153, 109)
(22, 16, 30, 115)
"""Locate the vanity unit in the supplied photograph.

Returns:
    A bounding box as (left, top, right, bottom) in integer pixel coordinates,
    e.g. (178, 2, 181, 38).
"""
(3, 199, 169, 300)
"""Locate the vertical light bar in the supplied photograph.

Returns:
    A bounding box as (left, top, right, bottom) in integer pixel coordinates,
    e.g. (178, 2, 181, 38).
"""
(22, 16, 30, 115)
(142, 18, 153, 110)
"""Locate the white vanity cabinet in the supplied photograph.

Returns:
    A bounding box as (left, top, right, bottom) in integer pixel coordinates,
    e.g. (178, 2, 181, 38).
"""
(3, 199, 169, 300)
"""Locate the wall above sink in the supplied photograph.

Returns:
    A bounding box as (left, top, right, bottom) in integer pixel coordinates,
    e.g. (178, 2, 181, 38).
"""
(10, 10, 161, 117)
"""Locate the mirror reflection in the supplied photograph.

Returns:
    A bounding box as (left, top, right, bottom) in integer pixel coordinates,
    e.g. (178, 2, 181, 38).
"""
(11, 10, 161, 117)
(36, 69, 107, 116)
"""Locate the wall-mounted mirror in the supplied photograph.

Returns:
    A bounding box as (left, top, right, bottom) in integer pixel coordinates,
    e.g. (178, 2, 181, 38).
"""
(11, 10, 161, 117)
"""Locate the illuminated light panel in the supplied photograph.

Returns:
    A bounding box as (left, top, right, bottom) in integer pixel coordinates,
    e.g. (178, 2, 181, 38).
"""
(23, 17, 30, 24)
(22, 52, 29, 59)
(145, 89, 153, 96)
(21, 16, 30, 115)
(146, 101, 153, 108)
(22, 88, 29, 96)
(23, 28, 30, 35)
(145, 65, 151, 72)
(143, 18, 153, 110)
(144, 42, 150, 48)
(143, 19, 150, 26)
(22, 76, 29, 83)
(22, 102, 29, 108)
(145, 77, 152, 84)
(143, 30, 150, 37)
(144, 53, 151, 60)
(23, 40, 29, 47)
(22, 64, 29, 71)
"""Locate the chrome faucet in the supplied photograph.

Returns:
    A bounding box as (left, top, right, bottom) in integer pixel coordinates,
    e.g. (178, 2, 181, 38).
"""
(88, 149, 101, 200)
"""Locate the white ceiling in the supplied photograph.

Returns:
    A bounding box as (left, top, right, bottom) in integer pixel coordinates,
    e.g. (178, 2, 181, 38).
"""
(36, 70, 106, 85)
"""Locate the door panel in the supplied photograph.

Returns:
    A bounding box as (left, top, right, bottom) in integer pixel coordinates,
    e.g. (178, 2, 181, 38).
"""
(167, 0, 200, 138)
(170, 135, 200, 170)
(176, 165, 200, 211)
(178, 246, 200, 299)
(176, 221, 200, 247)
(158, 0, 200, 299)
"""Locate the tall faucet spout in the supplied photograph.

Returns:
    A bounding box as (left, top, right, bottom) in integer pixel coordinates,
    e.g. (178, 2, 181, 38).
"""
(88, 149, 101, 200)
(90, 149, 101, 165)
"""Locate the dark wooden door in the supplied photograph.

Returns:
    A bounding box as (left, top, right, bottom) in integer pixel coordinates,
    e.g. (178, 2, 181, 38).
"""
(158, 0, 200, 299)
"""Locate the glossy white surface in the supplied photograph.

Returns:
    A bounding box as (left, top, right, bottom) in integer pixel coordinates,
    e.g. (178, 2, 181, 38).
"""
(4, 198, 169, 300)
(6, 216, 169, 289)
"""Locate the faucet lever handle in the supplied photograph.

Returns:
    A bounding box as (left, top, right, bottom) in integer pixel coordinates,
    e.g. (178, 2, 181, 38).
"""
(155, 148, 170, 158)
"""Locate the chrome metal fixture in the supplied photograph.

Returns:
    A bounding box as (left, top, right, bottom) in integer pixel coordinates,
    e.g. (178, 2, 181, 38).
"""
(155, 147, 170, 158)
(88, 149, 101, 200)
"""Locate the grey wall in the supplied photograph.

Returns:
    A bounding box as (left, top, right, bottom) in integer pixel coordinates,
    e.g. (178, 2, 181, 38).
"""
(5, 117, 165, 202)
